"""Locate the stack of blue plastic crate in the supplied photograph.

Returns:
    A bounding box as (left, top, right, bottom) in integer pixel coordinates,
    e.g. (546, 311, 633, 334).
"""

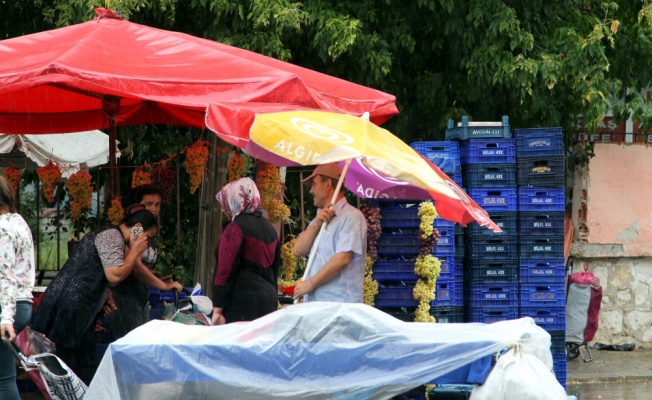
(444, 116, 520, 325)
(373, 203, 464, 322)
(372, 141, 465, 322)
(514, 127, 566, 389)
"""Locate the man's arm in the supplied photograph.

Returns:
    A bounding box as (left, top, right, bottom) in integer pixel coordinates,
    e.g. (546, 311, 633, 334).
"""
(293, 251, 353, 299)
(294, 207, 335, 257)
(130, 256, 183, 292)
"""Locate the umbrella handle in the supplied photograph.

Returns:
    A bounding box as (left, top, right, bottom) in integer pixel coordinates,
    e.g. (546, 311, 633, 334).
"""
(294, 159, 352, 304)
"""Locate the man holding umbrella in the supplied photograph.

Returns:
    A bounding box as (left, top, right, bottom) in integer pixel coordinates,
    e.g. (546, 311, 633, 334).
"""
(293, 163, 367, 302)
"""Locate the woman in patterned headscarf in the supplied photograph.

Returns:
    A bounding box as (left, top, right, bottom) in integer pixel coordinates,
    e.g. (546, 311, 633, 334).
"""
(212, 177, 280, 325)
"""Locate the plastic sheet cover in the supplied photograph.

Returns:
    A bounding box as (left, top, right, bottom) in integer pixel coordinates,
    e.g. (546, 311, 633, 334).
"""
(86, 302, 551, 400)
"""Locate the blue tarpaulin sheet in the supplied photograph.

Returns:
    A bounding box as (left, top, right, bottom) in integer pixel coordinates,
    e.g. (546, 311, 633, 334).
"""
(86, 302, 551, 400)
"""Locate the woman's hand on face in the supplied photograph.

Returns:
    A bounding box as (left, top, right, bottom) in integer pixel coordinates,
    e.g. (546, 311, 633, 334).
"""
(131, 233, 149, 255)
(1, 323, 16, 341)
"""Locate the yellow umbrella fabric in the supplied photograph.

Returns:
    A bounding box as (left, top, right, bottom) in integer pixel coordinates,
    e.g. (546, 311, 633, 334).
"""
(250, 110, 460, 199)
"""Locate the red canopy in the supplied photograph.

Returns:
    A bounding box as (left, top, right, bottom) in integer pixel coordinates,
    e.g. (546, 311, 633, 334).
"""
(0, 9, 398, 134)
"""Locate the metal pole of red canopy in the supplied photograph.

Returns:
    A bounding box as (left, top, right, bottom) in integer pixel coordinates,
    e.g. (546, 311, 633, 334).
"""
(102, 96, 121, 196)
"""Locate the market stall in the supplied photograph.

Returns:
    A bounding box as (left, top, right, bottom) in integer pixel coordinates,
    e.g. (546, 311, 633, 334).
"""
(85, 303, 555, 400)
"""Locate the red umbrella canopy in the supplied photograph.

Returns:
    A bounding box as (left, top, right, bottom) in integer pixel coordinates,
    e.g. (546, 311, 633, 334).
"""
(0, 9, 398, 134)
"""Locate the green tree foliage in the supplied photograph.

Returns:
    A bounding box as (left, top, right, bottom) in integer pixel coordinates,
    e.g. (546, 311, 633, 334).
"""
(4, 0, 652, 251)
(6, 0, 652, 142)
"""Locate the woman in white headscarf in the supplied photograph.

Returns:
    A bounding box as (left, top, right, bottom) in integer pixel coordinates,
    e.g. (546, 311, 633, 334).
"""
(211, 177, 280, 325)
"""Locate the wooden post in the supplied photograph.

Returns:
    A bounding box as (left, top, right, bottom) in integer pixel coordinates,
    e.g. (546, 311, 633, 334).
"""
(35, 178, 40, 270)
(56, 186, 60, 270)
(176, 165, 181, 265)
(194, 134, 229, 299)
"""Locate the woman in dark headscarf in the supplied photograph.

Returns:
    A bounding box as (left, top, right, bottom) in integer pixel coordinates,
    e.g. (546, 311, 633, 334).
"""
(31, 206, 156, 385)
(212, 177, 280, 325)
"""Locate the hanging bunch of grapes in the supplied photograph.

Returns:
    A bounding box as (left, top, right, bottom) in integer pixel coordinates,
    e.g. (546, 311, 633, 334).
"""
(66, 171, 93, 221)
(413, 201, 442, 323)
(131, 165, 151, 188)
(280, 237, 298, 282)
(151, 164, 176, 205)
(36, 161, 62, 203)
(361, 202, 382, 260)
(107, 197, 124, 224)
(227, 151, 245, 183)
(361, 202, 381, 306)
(185, 140, 209, 194)
(2, 167, 20, 197)
(363, 254, 379, 306)
(418, 201, 441, 256)
(255, 163, 281, 210)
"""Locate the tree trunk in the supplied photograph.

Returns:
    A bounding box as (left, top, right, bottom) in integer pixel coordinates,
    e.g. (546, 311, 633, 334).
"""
(194, 134, 228, 299)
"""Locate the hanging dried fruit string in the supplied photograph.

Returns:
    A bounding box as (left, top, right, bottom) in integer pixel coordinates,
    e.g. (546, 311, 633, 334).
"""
(107, 197, 124, 224)
(413, 201, 442, 323)
(185, 139, 210, 195)
(278, 236, 299, 291)
(132, 163, 152, 188)
(227, 150, 245, 183)
(151, 154, 178, 205)
(66, 170, 94, 222)
(361, 202, 380, 306)
(255, 162, 290, 224)
(36, 161, 62, 203)
(1, 167, 21, 197)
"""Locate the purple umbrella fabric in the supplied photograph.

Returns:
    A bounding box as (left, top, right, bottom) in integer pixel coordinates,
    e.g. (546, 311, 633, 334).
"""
(338, 157, 431, 200)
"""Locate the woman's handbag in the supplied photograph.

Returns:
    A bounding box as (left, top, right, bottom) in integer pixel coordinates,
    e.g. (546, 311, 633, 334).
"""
(4, 338, 87, 400)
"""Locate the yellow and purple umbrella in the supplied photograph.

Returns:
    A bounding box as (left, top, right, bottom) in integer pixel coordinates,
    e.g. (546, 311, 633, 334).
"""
(206, 102, 499, 232)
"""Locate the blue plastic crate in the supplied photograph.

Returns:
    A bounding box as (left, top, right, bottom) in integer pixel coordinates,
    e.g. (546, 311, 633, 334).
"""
(519, 307, 566, 331)
(517, 187, 565, 211)
(465, 259, 519, 282)
(463, 163, 516, 187)
(454, 260, 463, 282)
(410, 141, 461, 174)
(514, 127, 563, 157)
(446, 116, 511, 141)
(432, 280, 460, 306)
(550, 330, 566, 354)
(379, 204, 461, 231)
(373, 256, 457, 282)
(149, 288, 161, 307)
(519, 259, 566, 284)
(466, 236, 518, 259)
(467, 283, 519, 307)
(435, 217, 455, 229)
(466, 211, 517, 236)
(431, 306, 464, 323)
(466, 306, 518, 324)
(467, 187, 517, 211)
(460, 139, 516, 164)
(377, 306, 464, 323)
(379, 205, 420, 229)
(451, 171, 463, 186)
(553, 353, 567, 367)
(519, 284, 566, 307)
(159, 287, 202, 302)
(149, 303, 166, 321)
(435, 229, 457, 255)
(375, 283, 455, 308)
(518, 211, 565, 235)
(517, 156, 565, 187)
(519, 236, 565, 259)
(377, 234, 423, 256)
(375, 286, 431, 308)
(553, 354, 567, 388)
